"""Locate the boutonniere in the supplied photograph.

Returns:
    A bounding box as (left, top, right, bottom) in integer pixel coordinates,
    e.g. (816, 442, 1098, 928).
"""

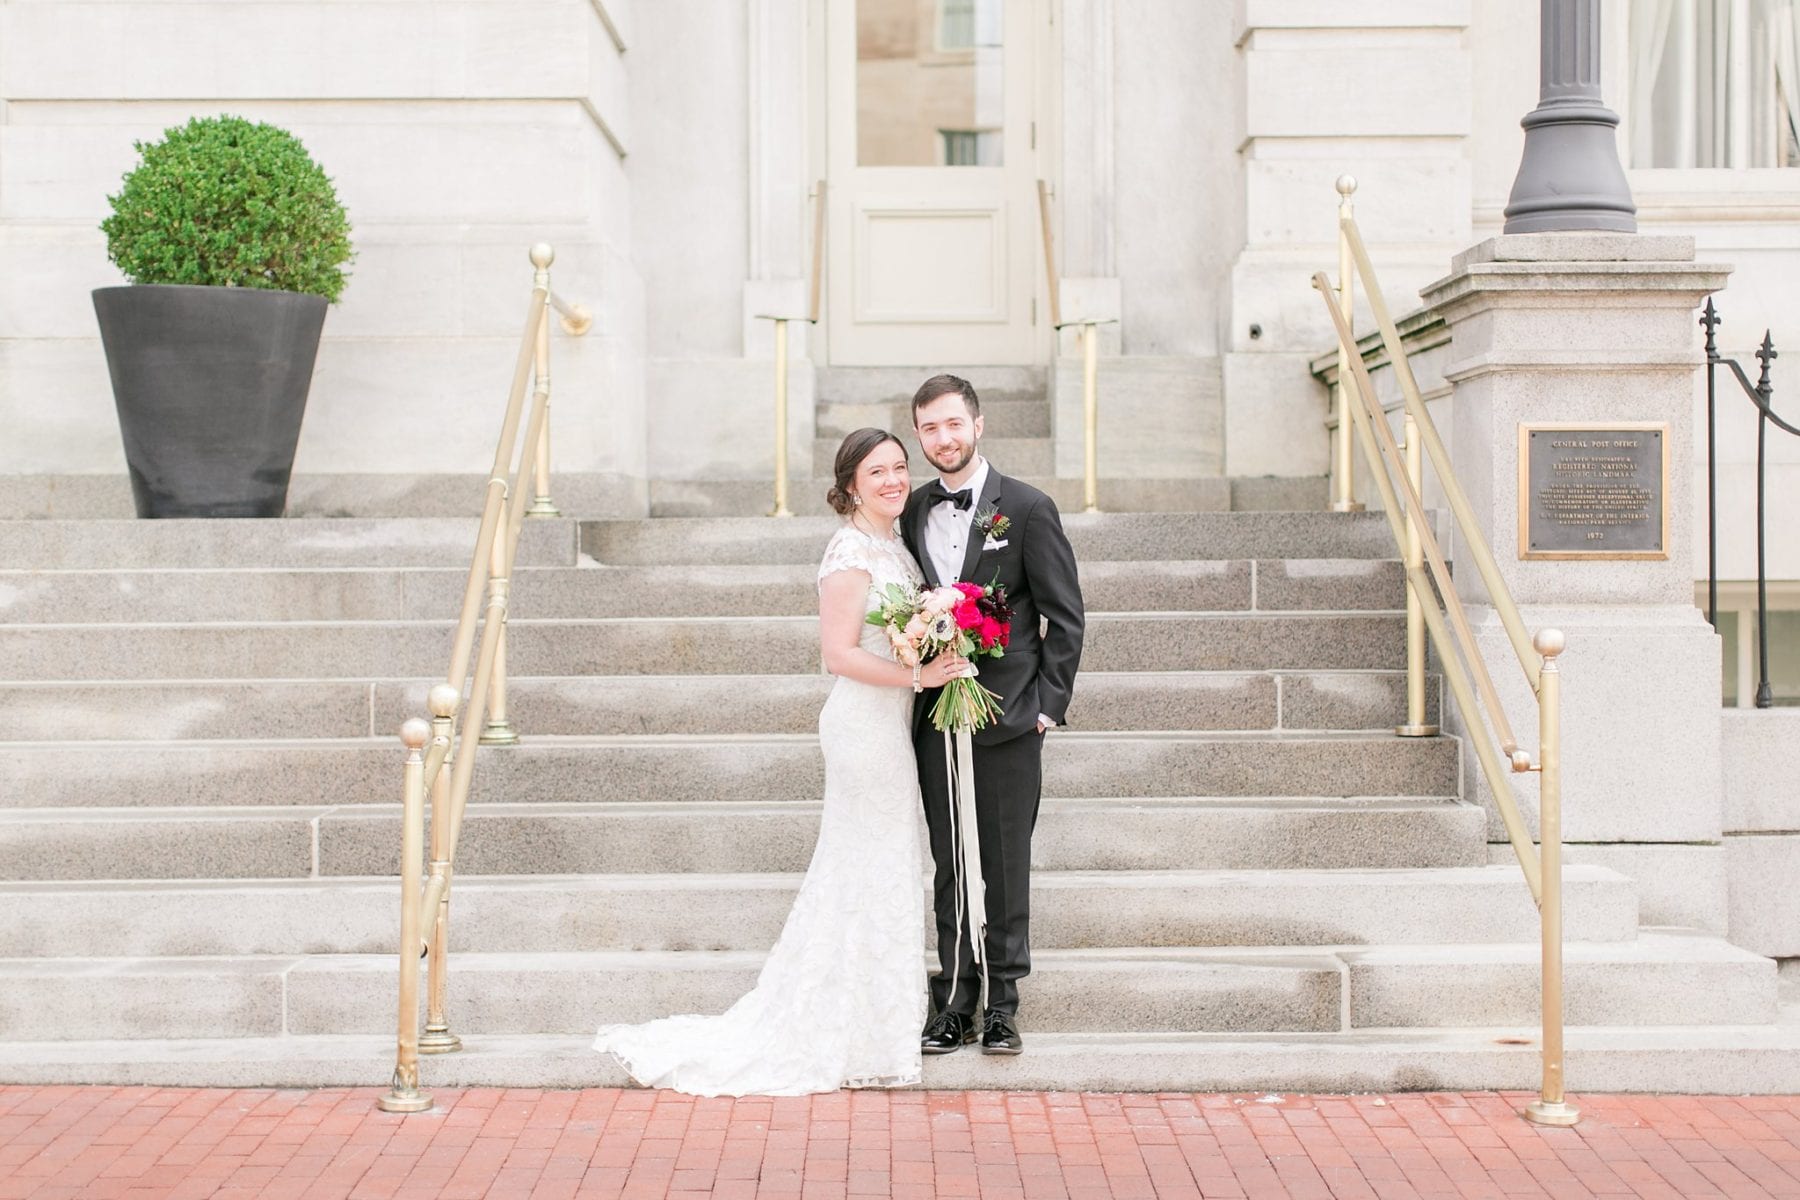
(973, 505, 1011, 541)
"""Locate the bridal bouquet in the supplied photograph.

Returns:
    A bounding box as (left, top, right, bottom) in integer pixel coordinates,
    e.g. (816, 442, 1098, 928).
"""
(867, 580, 1014, 732)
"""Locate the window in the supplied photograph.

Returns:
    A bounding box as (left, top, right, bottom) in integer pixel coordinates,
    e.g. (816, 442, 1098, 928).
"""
(1700, 586, 1800, 706)
(858, 0, 1005, 167)
(940, 129, 1002, 166)
(1630, 0, 1800, 167)
(939, 0, 1001, 51)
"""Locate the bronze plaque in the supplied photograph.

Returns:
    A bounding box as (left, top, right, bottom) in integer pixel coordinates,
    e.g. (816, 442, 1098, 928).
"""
(1519, 423, 1669, 560)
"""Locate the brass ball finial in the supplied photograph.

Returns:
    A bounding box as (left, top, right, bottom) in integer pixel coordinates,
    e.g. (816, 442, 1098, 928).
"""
(529, 243, 555, 269)
(428, 684, 461, 719)
(1510, 748, 1535, 773)
(1533, 628, 1566, 659)
(401, 718, 431, 749)
(1336, 174, 1358, 197)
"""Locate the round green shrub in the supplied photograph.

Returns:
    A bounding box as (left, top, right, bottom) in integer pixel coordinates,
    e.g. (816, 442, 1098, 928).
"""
(101, 115, 353, 302)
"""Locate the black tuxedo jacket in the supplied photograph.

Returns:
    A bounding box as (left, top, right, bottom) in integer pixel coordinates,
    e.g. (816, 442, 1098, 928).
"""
(902, 468, 1085, 746)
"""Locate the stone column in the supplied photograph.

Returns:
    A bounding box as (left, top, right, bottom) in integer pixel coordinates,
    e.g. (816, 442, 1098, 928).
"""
(1420, 235, 1730, 930)
(1223, 3, 1472, 478)
(1503, 0, 1636, 234)
(1055, 0, 1120, 358)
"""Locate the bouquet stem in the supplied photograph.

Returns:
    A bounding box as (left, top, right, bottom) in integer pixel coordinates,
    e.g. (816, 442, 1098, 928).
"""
(930, 676, 1004, 733)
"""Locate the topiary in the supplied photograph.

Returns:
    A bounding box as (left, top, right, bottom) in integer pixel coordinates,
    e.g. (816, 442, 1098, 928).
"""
(101, 114, 354, 302)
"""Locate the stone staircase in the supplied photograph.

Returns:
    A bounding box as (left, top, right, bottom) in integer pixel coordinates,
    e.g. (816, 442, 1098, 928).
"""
(653, 366, 1318, 518)
(2, 499, 1796, 1094)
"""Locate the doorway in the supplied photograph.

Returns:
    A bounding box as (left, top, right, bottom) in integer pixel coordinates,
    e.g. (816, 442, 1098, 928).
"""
(824, 0, 1046, 366)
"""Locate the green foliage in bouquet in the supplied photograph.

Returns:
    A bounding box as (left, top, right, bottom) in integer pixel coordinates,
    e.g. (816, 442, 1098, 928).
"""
(101, 115, 353, 302)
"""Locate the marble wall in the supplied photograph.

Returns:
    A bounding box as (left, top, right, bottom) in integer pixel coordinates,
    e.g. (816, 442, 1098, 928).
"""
(0, 0, 644, 492)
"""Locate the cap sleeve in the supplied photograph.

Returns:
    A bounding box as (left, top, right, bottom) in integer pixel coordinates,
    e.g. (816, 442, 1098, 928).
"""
(817, 527, 874, 592)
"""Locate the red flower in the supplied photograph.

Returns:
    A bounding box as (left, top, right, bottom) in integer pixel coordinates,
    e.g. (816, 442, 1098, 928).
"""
(954, 601, 983, 630)
(980, 617, 1006, 648)
(954, 581, 984, 600)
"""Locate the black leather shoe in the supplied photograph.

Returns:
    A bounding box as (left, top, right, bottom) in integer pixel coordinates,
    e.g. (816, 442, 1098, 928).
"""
(980, 1010, 1023, 1055)
(921, 1010, 976, 1054)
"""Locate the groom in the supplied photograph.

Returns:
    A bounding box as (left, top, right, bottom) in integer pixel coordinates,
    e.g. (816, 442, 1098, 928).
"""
(901, 373, 1085, 1057)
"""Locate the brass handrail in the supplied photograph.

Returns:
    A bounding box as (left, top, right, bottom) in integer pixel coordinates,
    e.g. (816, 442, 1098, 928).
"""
(1313, 197, 1577, 1129)
(1036, 179, 1113, 514)
(378, 244, 589, 1114)
(1330, 177, 1364, 513)
(754, 181, 828, 518)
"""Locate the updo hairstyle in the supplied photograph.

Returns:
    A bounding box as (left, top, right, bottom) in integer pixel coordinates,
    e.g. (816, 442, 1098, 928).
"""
(827, 428, 908, 516)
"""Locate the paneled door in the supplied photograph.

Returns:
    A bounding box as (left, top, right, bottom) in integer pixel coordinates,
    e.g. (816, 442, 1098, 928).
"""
(826, 0, 1043, 366)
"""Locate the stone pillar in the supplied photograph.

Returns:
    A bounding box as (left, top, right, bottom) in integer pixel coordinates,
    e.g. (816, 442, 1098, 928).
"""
(1055, 0, 1121, 357)
(1421, 235, 1731, 930)
(1503, 0, 1636, 234)
(1224, 2, 1471, 478)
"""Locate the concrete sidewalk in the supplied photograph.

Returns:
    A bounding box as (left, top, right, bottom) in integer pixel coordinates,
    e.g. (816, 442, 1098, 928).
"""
(1, 1085, 1796, 1199)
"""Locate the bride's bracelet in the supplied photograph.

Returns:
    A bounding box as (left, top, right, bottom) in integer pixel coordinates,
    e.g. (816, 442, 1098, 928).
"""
(912, 662, 923, 693)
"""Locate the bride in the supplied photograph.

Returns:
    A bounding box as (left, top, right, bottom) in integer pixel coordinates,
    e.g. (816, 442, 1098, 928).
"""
(593, 428, 968, 1096)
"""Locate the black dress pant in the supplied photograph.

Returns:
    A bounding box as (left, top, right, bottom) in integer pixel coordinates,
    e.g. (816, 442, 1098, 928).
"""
(916, 726, 1044, 1017)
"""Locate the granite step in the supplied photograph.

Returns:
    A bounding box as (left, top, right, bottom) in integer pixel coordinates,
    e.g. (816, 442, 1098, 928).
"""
(6, 1018, 1799, 1093)
(0, 867, 1639, 957)
(816, 397, 1051, 439)
(650, 477, 1232, 517)
(0, 612, 1411, 680)
(813, 366, 1046, 407)
(0, 518, 578, 571)
(0, 799, 1485, 881)
(0, 669, 1439, 742)
(0, 732, 1463, 809)
(583, 512, 1397, 565)
(373, 668, 1440, 738)
(646, 478, 1329, 519)
(0, 950, 1349, 1040)
(0, 558, 1408, 625)
(357, 935, 1784, 1033)
(8, 935, 1754, 1042)
(812, 437, 1055, 479)
(1338, 931, 1779, 1028)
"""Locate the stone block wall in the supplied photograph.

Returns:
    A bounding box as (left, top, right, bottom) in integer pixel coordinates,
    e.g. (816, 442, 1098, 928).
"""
(1722, 709, 1800, 959)
(0, 0, 645, 502)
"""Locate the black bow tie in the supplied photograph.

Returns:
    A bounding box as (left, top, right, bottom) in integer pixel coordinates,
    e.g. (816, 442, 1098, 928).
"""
(929, 484, 973, 511)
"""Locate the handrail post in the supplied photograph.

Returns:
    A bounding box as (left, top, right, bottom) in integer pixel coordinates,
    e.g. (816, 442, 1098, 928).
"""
(479, 556, 518, 746)
(1081, 321, 1100, 514)
(1524, 629, 1578, 1128)
(527, 247, 560, 519)
(1755, 333, 1777, 707)
(417, 685, 463, 1055)
(1331, 175, 1364, 513)
(1701, 299, 1720, 628)
(377, 719, 434, 1114)
(772, 317, 793, 518)
(1398, 412, 1437, 737)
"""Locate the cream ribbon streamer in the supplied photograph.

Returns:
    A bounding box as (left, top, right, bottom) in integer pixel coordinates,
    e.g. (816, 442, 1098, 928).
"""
(941, 724, 988, 1015)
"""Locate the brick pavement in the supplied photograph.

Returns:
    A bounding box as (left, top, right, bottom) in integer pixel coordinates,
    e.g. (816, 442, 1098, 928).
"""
(1, 1085, 1797, 1199)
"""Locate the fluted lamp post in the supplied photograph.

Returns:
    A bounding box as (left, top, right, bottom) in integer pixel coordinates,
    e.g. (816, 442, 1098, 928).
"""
(1504, 0, 1637, 234)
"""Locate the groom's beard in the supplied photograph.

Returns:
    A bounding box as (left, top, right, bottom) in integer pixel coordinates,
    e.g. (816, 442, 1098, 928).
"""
(928, 440, 976, 476)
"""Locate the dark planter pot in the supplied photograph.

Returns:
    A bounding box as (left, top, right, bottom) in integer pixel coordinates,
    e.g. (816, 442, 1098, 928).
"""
(92, 285, 328, 518)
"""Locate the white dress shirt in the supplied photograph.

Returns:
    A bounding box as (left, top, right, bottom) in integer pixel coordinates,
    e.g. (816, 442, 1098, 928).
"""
(923, 457, 990, 587)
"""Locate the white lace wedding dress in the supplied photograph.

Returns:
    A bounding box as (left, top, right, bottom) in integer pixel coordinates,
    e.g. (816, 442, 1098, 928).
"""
(593, 524, 928, 1096)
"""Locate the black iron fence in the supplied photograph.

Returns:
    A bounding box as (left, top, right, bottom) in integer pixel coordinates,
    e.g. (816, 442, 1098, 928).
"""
(1701, 297, 1800, 707)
